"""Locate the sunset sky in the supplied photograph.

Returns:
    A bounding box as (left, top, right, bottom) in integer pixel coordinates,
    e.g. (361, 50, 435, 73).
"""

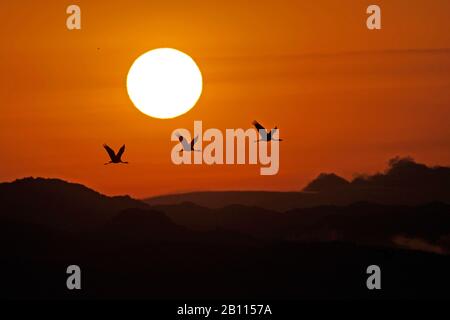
(0, 0, 449, 198)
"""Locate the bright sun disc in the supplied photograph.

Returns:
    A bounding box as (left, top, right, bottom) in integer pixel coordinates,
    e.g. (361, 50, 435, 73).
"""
(126, 48, 203, 119)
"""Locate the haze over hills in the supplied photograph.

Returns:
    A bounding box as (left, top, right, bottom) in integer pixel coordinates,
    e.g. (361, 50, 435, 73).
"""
(145, 157, 450, 210)
(150, 202, 450, 254)
(0, 161, 448, 254)
(1, 158, 450, 299)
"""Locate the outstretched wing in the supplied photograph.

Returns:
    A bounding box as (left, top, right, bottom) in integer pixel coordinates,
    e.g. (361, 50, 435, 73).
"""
(252, 120, 267, 138)
(176, 133, 191, 150)
(103, 144, 117, 161)
(117, 144, 126, 159)
(191, 136, 199, 148)
(252, 120, 265, 131)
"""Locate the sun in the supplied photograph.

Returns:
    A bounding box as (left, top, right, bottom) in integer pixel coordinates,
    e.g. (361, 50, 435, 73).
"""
(126, 48, 203, 119)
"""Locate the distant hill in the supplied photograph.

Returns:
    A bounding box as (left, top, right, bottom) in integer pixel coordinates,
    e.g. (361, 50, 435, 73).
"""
(146, 191, 309, 211)
(1, 173, 450, 299)
(151, 202, 285, 238)
(0, 177, 148, 230)
(145, 157, 450, 210)
(303, 173, 350, 192)
(151, 201, 450, 254)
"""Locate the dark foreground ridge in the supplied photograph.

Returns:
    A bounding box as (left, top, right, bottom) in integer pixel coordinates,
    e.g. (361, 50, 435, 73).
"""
(0, 158, 449, 299)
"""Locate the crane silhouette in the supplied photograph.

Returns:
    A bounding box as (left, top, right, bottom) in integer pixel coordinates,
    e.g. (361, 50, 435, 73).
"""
(252, 120, 283, 142)
(176, 133, 200, 154)
(103, 144, 128, 165)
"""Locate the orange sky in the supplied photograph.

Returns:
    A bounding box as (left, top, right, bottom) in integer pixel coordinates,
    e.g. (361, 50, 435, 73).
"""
(0, 0, 449, 198)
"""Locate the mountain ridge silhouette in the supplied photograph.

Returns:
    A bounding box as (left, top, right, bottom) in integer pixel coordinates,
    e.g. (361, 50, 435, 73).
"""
(146, 157, 450, 210)
(0, 177, 148, 230)
(1, 165, 450, 299)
